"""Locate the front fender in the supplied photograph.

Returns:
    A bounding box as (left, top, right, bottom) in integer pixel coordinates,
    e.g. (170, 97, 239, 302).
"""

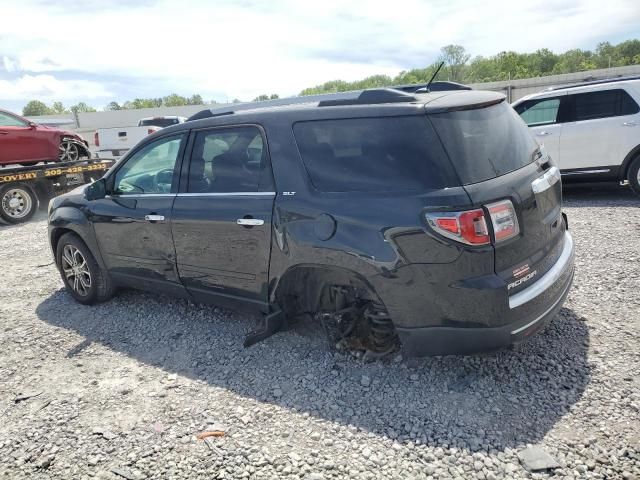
(48, 206, 105, 269)
(61, 136, 91, 159)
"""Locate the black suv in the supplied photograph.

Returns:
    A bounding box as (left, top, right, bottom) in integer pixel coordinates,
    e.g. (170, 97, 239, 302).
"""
(48, 88, 575, 357)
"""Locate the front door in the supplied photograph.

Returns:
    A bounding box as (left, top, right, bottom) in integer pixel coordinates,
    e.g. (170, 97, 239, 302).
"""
(513, 95, 566, 165)
(89, 133, 188, 297)
(0, 111, 50, 164)
(171, 125, 275, 308)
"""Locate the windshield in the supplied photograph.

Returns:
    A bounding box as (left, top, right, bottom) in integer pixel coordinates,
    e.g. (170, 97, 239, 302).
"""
(429, 102, 538, 185)
(139, 118, 179, 128)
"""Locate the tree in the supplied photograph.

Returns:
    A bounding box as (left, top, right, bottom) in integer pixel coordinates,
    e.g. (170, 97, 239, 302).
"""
(23, 100, 52, 116)
(438, 45, 471, 82)
(163, 93, 189, 107)
(70, 102, 97, 113)
(105, 101, 121, 111)
(51, 102, 69, 114)
(188, 94, 204, 105)
(253, 94, 270, 101)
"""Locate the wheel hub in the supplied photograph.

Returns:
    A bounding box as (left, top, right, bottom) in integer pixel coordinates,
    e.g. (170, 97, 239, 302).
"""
(1, 188, 31, 218)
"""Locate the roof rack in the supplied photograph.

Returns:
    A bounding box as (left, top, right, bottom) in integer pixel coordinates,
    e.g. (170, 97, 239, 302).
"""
(187, 88, 418, 121)
(546, 75, 640, 92)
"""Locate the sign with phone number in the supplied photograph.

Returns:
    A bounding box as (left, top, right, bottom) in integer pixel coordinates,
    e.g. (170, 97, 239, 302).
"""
(0, 162, 114, 185)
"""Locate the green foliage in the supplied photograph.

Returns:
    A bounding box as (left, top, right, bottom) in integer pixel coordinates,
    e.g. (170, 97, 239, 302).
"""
(252, 94, 280, 101)
(299, 39, 640, 95)
(22, 100, 52, 116)
(105, 101, 121, 111)
(70, 102, 97, 113)
(51, 102, 69, 114)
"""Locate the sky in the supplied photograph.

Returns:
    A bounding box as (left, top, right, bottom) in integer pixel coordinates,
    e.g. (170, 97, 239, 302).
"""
(1, 0, 639, 112)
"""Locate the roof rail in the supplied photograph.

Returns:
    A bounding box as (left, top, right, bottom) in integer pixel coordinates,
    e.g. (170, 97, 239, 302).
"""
(545, 75, 640, 92)
(317, 88, 416, 106)
(187, 91, 365, 121)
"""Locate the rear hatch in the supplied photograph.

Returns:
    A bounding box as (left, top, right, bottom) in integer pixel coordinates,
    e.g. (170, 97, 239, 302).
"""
(428, 98, 565, 294)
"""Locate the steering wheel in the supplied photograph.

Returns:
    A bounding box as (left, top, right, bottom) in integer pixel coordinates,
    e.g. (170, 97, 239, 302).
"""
(153, 168, 175, 193)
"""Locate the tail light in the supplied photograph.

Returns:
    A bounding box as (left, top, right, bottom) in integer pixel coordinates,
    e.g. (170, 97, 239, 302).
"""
(426, 199, 519, 246)
(94, 131, 99, 147)
(426, 209, 490, 245)
(485, 200, 519, 242)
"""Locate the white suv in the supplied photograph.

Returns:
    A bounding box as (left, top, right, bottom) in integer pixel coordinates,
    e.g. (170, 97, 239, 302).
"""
(512, 77, 640, 194)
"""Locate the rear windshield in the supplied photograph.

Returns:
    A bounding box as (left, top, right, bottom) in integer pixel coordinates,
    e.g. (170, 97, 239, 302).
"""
(293, 116, 458, 192)
(139, 118, 178, 128)
(429, 102, 538, 185)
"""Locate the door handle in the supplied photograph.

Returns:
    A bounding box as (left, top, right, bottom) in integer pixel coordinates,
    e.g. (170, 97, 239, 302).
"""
(0, 131, 8, 135)
(536, 131, 553, 136)
(237, 218, 264, 226)
(623, 121, 639, 126)
(145, 214, 165, 222)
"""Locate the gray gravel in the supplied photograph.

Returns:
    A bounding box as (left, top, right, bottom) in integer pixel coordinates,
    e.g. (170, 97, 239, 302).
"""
(0, 184, 639, 479)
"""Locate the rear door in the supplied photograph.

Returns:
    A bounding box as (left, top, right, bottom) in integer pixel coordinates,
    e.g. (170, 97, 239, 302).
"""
(429, 101, 565, 291)
(171, 125, 275, 308)
(560, 88, 640, 172)
(513, 94, 567, 165)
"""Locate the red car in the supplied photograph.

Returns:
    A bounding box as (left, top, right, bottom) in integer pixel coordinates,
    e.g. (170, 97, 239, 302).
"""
(0, 108, 90, 167)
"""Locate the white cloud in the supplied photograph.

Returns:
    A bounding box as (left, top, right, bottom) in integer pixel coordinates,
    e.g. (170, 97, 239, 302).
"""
(1, 0, 639, 104)
(0, 74, 113, 101)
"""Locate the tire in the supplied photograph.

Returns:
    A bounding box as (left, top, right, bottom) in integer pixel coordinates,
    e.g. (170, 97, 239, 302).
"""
(628, 155, 640, 195)
(58, 140, 80, 162)
(55, 232, 115, 305)
(0, 183, 37, 224)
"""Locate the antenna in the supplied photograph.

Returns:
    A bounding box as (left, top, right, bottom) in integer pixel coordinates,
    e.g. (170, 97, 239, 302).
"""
(425, 62, 446, 92)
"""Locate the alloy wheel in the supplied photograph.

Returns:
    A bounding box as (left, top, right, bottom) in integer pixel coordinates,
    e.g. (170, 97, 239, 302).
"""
(59, 141, 80, 162)
(61, 245, 92, 296)
(1, 188, 33, 219)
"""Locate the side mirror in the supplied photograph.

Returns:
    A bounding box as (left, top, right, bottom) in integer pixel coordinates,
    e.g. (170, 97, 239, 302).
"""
(85, 178, 107, 201)
(28, 122, 37, 129)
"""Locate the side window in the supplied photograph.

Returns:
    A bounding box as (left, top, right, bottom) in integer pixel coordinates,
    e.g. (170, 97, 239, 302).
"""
(514, 98, 561, 126)
(113, 134, 184, 194)
(187, 126, 265, 193)
(293, 116, 458, 192)
(0, 112, 28, 127)
(571, 89, 639, 121)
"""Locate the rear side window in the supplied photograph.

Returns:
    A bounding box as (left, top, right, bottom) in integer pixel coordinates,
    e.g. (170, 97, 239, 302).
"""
(293, 116, 458, 192)
(187, 126, 266, 193)
(429, 102, 538, 185)
(571, 89, 640, 121)
(514, 97, 561, 126)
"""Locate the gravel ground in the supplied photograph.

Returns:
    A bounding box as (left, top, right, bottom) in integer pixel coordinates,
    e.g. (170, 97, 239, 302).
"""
(0, 183, 639, 480)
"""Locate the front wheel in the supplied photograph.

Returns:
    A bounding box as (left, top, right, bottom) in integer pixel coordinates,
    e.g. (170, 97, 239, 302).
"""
(0, 184, 37, 224)
(628, 156, 640, 195)
(59, 140, 80, 162)
(55, 233, 115, 304)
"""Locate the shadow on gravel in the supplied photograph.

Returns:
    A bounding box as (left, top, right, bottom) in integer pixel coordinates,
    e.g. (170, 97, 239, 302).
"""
(37, 290, 591, 452)
(563, 182, 639, 206)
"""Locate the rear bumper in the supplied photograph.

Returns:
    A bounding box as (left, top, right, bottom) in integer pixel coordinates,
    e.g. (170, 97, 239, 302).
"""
(94, 149, 128, 159)
(396, 231, 575, 356)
